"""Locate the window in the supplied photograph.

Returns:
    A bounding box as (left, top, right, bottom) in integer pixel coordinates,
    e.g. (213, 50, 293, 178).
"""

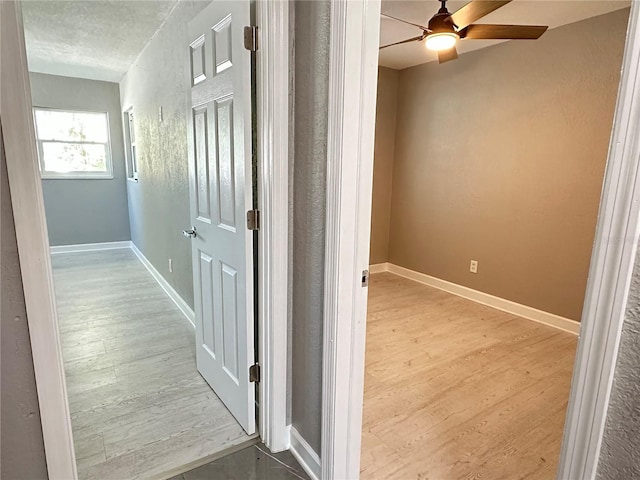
(123, 109, 138, 181)
(33, 108, 113, 179)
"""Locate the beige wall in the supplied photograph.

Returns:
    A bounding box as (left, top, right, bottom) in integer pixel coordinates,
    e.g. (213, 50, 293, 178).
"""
(370, 67, 399, 264)
(380, 9, 629, 321)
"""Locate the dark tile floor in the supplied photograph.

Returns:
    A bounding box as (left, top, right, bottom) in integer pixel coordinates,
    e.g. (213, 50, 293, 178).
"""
(169, 444, 310, 480)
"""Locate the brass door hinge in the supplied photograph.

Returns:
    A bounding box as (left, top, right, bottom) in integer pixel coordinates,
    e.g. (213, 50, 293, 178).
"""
(244, 26, 258, 51)
(249, 363, 261, 383)
(247, 209, 260, 230)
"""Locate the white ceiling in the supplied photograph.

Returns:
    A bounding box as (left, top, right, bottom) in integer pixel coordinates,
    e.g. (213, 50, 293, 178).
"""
(22, 0, 179, 82)
(379, 0, 631, 70)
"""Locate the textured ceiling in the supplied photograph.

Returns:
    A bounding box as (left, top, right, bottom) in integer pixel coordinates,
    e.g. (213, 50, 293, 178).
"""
(379, 0, 631, 69)
(22, 0, 179, 82)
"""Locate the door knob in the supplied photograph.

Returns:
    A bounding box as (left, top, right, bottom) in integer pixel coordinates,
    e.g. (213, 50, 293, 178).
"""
(182, 227, 197, 238)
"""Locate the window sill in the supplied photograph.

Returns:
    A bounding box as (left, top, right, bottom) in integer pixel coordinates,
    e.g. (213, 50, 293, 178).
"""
(41, 175, 114, 180)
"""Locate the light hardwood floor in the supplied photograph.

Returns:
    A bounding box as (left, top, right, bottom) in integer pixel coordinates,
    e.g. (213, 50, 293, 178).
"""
(51, 249, 252, 480)
(361, 273, 578, 480)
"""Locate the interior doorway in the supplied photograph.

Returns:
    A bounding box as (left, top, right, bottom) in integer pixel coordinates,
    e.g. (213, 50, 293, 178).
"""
(15, 0, 259, 478)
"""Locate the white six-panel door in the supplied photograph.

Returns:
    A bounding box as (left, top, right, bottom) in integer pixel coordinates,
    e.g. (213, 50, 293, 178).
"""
(186, 0, 255, 434)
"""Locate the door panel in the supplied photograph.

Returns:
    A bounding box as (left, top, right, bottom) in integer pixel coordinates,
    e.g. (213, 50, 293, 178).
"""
(187, 0, 255, 435)
(214, 96, 236, 229)
(194, 106, 211, 221)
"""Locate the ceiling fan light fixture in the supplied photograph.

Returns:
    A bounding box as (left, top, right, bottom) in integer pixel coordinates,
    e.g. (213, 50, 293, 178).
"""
(425, 32, 459, 51)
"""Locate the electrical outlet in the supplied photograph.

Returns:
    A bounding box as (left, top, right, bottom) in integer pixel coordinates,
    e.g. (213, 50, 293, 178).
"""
(168, 258, 173, 273)
(470, 260, 478, 274)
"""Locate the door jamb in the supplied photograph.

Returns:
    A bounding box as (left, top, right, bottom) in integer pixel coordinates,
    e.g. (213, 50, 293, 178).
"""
(256, 0, 290, 453)
(0, 0, 291, 477)
(321, 1, 381, 479)
(320, 1, 640, 479)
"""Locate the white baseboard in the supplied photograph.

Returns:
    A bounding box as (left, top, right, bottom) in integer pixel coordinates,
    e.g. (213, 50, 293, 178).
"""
(371, 262, 580, 335)
(50, 241, 132, 254)
(289, 426, 320, 480)
(129, 243, 196, 329)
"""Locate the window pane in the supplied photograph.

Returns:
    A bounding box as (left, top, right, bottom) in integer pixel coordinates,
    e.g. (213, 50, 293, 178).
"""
(128, 112, 135, 143)
(41, 142, 108, 173)
(35, 109, 109, 143)
(131, 145, 137, 173)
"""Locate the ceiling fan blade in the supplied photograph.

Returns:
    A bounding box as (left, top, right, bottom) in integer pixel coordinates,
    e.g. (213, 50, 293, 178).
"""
(380, 35, 424, 49)
(381, 13, 429, 32)
(449, 0, 511, 29)
(459, 24, 548, 39)
(438, 46, 458, 64)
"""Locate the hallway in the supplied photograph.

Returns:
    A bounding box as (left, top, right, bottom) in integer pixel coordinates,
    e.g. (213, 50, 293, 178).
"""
(52, 248, 251, 480)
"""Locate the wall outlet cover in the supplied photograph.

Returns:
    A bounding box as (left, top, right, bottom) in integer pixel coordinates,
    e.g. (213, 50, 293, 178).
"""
(470, 260, 478, 274)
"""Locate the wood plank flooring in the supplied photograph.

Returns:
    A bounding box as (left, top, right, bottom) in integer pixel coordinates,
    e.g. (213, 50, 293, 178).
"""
(361, 273, 578, 480)
(51, 249, 251, 480)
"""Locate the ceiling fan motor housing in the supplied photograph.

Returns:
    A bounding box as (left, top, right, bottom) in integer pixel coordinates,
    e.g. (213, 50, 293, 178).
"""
(428, 12, 458, 34)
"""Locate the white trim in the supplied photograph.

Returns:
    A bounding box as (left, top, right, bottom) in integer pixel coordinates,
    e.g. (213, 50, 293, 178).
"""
(256, 0, 290, 454)
(289, 426, 321, 480)
(50, 241, 132, 255)
(382, 263, 580, 335)
(321, 1, 381, 479)
(368, 262, 389, 274)
(1, 1, 78, 478)
(558, 3, 640, 478)
(122, 107, 139, 182)
(130, 243, 195, 328)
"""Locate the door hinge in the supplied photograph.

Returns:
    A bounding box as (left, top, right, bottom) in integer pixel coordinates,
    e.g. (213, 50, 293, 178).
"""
(249, 363, 261, 383)
(362, 269, 370, 287)
(247, 209, 260, 230)
(244, 26, 258, 51)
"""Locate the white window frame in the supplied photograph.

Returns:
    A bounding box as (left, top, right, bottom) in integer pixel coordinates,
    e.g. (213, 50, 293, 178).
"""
(123, 107, 139, 182)
(33, 106, 114, 180)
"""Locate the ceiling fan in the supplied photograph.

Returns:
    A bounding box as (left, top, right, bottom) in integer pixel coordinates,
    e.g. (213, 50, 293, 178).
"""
(380, 0, 548, 63)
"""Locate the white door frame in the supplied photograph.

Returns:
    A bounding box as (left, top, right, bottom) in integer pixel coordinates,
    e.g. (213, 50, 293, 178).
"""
(0, 1, 290, 478)
(321, 1, 381, 479)
(320, 1, 640, 479)
(256, 0, 290, 453)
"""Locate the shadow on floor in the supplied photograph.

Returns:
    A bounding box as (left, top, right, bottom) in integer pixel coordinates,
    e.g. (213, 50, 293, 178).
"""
(169, 444, 310, 480)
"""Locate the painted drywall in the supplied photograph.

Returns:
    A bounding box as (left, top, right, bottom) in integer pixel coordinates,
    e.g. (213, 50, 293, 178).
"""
(290, 0, 331, 455)
(369, 67, 399, 265)
(386, 9, 629, 321)
(597, 246, 640, 479)
(29, 72, 131, 246)
(120, 0, 210, 310)
(287, 0, 296, 427)
(1, 123, 48, 479)
(23, 0, 177, 82)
